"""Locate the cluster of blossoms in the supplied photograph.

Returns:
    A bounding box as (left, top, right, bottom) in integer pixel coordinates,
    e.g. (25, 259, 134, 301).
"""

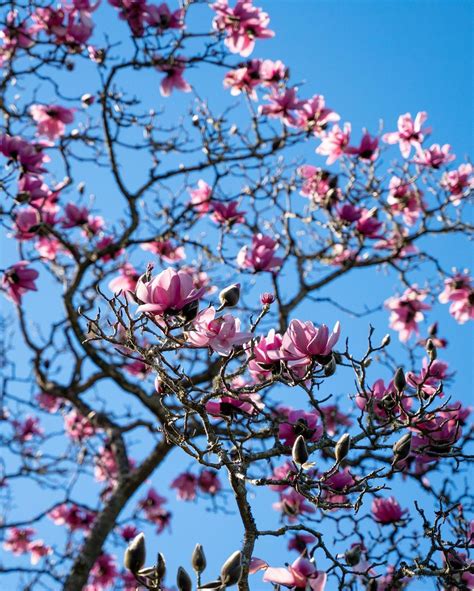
(3, 528, 52, 565)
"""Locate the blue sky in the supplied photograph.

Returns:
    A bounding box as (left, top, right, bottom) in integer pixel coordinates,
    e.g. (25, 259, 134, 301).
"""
(1, 0, 473, 589)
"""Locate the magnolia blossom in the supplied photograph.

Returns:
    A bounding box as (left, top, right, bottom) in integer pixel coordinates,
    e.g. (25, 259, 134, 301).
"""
(186, 306, 252, 356)
(296, 94, 340, 134)
(323, 468, 356, 506)
(210, 200, 246, 225)
(247, 328, 283, 380)
(197, 469, 222, 494)
(356, 208, 384, 239)
(385, 287, 431, 342)
(372, 496, 408, 524)
(138, 488, 171, 533)
(263, 556, 327, 591)
(387, 176, 425, 226)
(108, 0, 147, 37)
(171, 472, 198, 501)
(316, 123, 351, 165)
(278, 408, 323, 447)
(29, 104, 74, 140)
(141, 239, 185, 263)
(120, 525, 139, 542)
(206, 391, 264, 417)
(108, 263, 140, 294)
(346, 130, 379, 161)
(0, 133, 48, 173)
(414, 143, 455, 168)
(438, 272, 474, 324)
(36, 392, 62, 413)
(281, 319, 340, 369)
(28, 540, 52, 565)
(288, 533, 317, 553)
(86, 553, 117, 590)
(268, 461, 297, 492)
(356, 378, 412, 421)
(382, 111, 431, 157)
(156, 56, 191, 96)
(273, 490, 316, 522)
(64, 408, 96, 441)
(2, 261, 39, 304)
(318, 404, 353, 436)
(237, 233, 283, 273)
(49, 503, 96, 531)
(407, 358, 450, 397)
(188, 180, 213, 214)
(211, 0, 274, 57)
(441, 163, 474, 205)
(13, 416, 43, 441)
(298, 165, 340, 204)
(136, 267, 206, 317)
(259, 87, 304, 126)
(145, 2, 184, 30)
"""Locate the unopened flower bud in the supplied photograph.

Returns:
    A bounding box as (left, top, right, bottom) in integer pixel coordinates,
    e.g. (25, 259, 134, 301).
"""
(392, 433, 411, 463)
(156, 552, 166, 582)
(177, 566, 192, 591)
(426, 338, 437, 361)
(192, 544, 207, 574)
(344, 544, 362, 566)
(217, 283, 241, 311)
(81, 93, 95, 107)
(123, 533, 146, 573)
(260, 292, 275, 306)
(181, 299, 200, 323)
(394, 367, 406, 393)
(428, 322, 438, 337)
(292, 435, 309, 466)
(335, 433, 351, 463)
(381, 334, 391, 347)
(324, 355, 337, 377)
(366, 579, 378, 591)
(220, 551, 242, 587)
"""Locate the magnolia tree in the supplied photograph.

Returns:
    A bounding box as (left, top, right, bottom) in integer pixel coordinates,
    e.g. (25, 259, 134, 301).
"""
(0, 0, 473, 590)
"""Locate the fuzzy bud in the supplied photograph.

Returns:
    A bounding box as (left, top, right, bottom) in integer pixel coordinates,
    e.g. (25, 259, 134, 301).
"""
(345, 544, 362, 566)
(426, 338, 437, 361)
(381, 334, 391, 348)
(292, 435, 309, 466)
(220, 551, 242, 587)
(218, 283, 241, 311)
(335, 433, 351, 463)
(324, 355, 337, 377)
(394, 367, 406, 393)
(177, 566, 192, 591)
(392, 433, 412, 463)
(156, 552, 166, 582)
(192, 544, 207, 574)
(123, 533, 146, 573)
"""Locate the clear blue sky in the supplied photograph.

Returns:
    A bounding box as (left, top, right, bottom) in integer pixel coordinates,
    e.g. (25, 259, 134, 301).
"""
(1, 1, 472, 589)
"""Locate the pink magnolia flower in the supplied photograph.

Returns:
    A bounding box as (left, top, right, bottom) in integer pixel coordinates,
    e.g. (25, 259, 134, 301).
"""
(13, 416, 43, 441)
(86, 553, 117, 590)
(318, 404, 353, 436)
(36, 237, 63, 260)
(206, 391, 264, 417)
(64, 408, 96, 441)
(356, 378, 412, 421)
(188, 180, 213, 214)
(120, 525, 139, 542)
(382, 111, 431, 158)
(145, 3, 184, 30)
(387, 176, 425, 226)
(237, 233, 283, 273)
(0, 11, 35, 55)
(441, 163, 474, 205)
(356, 208, 384, 238)
(385, 287, 431, 342)
(414, 143, 455, 168)
(247, 328, 283, 381)
(322, 468, 356, 506)
(211, 0, 274, 57)
(0, 134, 48, 173)
(135, 267, 206, 317)
(259, 87, 304, 126)
(62, 203, 105, 235)
(336, 203, 362, 223)
(139, 488, 171, 532)
(141, 239, 186, 263)
(95, 235, 125, 261)
(197, 469, 222, 495)
(28, 540, 52, 565)
(407, 358, 450, 397)
(223, 59, 264, 100)
(156, 56, 191, 97)
(260, 292, 275, 305)
(372, 496, 408, 524)
(278, 408, 323, 447)
(210, 200, 246, 225)
(263, 556, 327, 591)
(17, 174, 56, 206)
(273, 490, 316, 522)
(316, 123, 352, 165)
(2, 261, 39, 304)
(187, 307, 252, 356)
(299, 165, 340, 204)
(49, 503, 96, 531)
(108, 263, 140, 295)
(287, 533, 316, 553)
(268, 461, 297, 492)
(346, 130, 379, 161)
(296, 94, 340, 135)
(36, 392, 62, 413)
(281, 319, 341, 369)
(438, 272, 474, 324)
(171, 472, 198, 501)
(108, 0, 147, 37)
(29, 104, 74, 140)
(3, 527, 35, 555)
(259, 59, 287, 86)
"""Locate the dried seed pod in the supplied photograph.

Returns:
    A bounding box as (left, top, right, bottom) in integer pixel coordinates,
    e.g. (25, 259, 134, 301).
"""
(394, 367, 406, 393)
(177, 566, 193, 591)
(335, 433, 351, 463)
(123, 533, 146, 573)
(192, 544, 207, 574)
(292, 435, 309, 466)
(220, 550, 242, 587)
